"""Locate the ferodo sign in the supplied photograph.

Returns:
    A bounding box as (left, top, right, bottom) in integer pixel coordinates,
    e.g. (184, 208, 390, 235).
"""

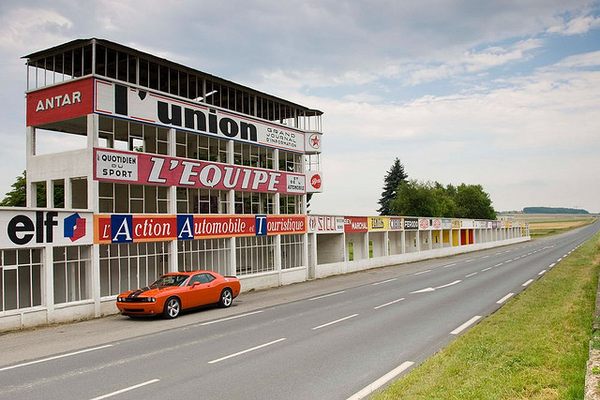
(94, 148, 305, 195)
(0, 210, 92, 247)
(94, 214, 306, 243)
(26, 78, 94, 126)
(95, 80, 305, 153)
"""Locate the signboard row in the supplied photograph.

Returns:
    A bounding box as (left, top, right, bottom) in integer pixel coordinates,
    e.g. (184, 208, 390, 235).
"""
(94, 214, 306, 244)
(26, 77, 322, 154)
(308, 215, 508, 234)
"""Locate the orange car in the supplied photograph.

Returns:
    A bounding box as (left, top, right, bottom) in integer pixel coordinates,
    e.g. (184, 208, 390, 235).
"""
(116, 271, 241, 319)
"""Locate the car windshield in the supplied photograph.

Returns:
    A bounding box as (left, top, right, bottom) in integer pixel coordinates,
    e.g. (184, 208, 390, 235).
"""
(150, 275, 188, 288)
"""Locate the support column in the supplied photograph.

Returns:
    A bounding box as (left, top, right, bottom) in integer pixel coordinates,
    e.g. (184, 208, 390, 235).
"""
(44, 246, 55, 321)
(167, 128, 178, 273)
(401, 231, 406, 254)
(428, 230, 433, 250)
(91, 244, 101, 316)
(384, 231, 389, 256)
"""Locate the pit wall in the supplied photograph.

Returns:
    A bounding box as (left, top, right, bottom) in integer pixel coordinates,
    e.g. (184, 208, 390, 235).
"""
(0, 211, 527, 331)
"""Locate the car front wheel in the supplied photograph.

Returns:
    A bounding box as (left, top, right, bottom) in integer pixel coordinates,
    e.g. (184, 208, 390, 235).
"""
(164, 297, 181, 319)
(219, 288, 233, 308)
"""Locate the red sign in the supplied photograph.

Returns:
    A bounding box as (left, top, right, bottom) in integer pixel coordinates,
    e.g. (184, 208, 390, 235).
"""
(191, 215, 256, 238)
(344, 216, 368, 233)
(265, 215, 306, 235)
(95, 215, 176, 244)
(310, 174, 322, 190)
(419, 218, 430, 230)
(432, 218, 442, 229)
(94, 148, 305, 194)
(27, 78, 94, 126)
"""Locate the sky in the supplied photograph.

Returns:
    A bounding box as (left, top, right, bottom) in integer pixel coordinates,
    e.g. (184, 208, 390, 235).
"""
(0, 0, 599, 215)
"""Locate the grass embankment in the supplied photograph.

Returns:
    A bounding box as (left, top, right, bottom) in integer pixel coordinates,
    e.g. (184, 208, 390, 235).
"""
(528, 217, 596, 238)
(374, 231, 600, 400)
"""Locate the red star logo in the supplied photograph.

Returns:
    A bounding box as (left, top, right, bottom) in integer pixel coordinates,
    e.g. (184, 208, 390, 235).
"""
(310, 134, 320, 148)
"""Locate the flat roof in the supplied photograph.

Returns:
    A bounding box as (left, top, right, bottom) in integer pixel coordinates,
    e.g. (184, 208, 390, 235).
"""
(23, 38, 322, 116)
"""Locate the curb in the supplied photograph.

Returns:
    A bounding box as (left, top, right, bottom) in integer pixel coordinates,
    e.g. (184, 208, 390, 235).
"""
(585, 269, 600, 400)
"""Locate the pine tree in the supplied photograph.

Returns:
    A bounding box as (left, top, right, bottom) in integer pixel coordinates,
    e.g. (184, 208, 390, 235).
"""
(377, 158, 408, 215)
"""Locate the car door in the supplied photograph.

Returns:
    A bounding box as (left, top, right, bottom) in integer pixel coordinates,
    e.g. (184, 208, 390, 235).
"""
(191, 273, 221, 306)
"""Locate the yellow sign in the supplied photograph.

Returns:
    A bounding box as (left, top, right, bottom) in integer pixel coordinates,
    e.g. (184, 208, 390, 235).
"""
(368, 217, 390, 231)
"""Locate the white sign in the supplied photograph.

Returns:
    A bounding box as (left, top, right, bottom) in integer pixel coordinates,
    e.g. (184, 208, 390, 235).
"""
(305, 132, 322, 154)
(461, 219, 475, 229)
(0, 210, 93, 248)
(286, 175, 306, 194)
(95, 80, 305, 153)
(308, 215, 344, 233)
(95, 150, 138, 181)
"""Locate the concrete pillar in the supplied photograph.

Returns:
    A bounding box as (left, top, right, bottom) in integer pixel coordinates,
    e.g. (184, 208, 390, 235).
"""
(44, 245, 55, 319)
(401, 231, 406, 254)
(428, 231, 433, 250)
(384, 231, 389, 256)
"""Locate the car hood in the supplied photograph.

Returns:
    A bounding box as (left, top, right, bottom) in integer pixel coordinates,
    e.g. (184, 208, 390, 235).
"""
(120, 286, 180, 298)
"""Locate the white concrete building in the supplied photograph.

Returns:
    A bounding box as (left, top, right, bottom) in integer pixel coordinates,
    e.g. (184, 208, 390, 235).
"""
(0, 39, 528, 331)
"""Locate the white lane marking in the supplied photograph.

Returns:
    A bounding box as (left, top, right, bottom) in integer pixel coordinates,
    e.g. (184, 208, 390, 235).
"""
(200, 310, 264, 326)
(481, 267, 492, 272)
(465, 259, 474, 263)
(309, 291, 346, 301)
(549, 262, 556, 268)
(538, 270, 547, 276)
(374, 298, 405, 310)
(450, 316, 482, 335)
(208, 338, 286, 364)
(557, 257, 563, 262)
(0, 345, 113, 372)
(522, 279, 534, 287)
(496, 293, 514, 304)
(411, 287, 435, 294)
(505, 260, 513, 264)
(494, 262, 504, 267)
(465, 272, 478, 278)
(412, 279, 462, 293)
(495, 252, 502, 255)
(372, 278, 398, 286)
(435, 280, 461, 289)
(346, 361, 415, 400)
(563, 254, 568, 258)
(414, 269, 432, 276)
(504, 250, 512, 253)
(312, 314, 359, 330)
(441, 263, 456, 268)
(481, 255, 490, 259)
(89, 379, 160, 400)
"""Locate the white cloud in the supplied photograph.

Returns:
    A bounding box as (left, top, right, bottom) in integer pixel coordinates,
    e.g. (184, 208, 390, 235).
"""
(547, 14, 600, 35)
(310, 52, 600, 214)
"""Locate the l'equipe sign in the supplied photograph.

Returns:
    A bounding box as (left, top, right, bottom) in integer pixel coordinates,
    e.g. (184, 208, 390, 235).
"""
(94, 148, 306, 195)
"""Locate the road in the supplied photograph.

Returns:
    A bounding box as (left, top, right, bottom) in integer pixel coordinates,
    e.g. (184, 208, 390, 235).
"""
(1, 221, 598, 400)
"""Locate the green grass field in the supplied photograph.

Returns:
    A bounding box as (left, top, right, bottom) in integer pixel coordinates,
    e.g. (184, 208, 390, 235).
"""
(373, 231, 600, 400)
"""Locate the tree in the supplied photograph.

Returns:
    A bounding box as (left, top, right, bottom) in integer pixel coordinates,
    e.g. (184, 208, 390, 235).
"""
(377, 158, 408, 215)
(0, 171, 60, 208)
(0, 171, 26, 207)
(389, 180, 496, 219)
(454, 184, 496, 220)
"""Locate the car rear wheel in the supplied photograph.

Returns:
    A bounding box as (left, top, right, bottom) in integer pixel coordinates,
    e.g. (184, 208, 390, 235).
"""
(164, 297, 181, 319)
(219, 288, 233, 308)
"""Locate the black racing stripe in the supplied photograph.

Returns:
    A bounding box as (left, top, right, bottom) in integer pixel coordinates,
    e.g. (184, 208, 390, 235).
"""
(131, 287, 151, 298)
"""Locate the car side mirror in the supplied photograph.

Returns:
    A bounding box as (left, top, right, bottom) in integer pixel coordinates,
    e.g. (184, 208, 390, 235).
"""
(191, 281, 201, 287)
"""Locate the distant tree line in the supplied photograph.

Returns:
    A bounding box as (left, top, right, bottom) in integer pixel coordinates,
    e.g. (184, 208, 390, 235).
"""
(378, 158, 496, 220)
(523, 207, 589, 215)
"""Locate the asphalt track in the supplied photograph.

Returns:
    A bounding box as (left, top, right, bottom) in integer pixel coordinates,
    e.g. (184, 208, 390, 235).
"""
(1, 221, 598, 400)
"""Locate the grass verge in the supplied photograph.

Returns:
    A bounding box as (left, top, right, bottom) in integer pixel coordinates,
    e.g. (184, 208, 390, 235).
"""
(373, 232, 600, 400)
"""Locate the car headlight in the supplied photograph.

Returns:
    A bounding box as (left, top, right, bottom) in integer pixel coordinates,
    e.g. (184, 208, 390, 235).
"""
(148, 297, 156, 303)
(117, 297, 124, 302)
